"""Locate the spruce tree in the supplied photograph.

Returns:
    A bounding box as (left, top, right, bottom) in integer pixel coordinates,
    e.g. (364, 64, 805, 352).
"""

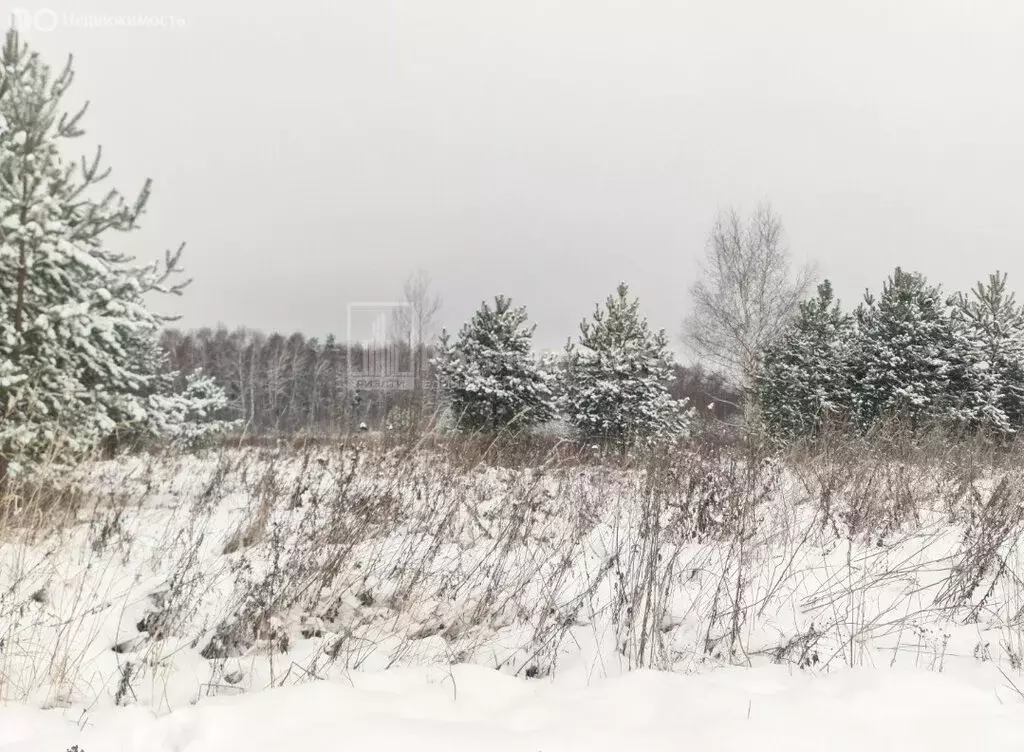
(756, 280, 855, 439)
(433, 296, 554, 431)
(563, 283, 691, 445)
(0, 30, 229, 476)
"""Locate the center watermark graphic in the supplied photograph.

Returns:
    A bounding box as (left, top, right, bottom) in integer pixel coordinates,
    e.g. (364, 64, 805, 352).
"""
(10, 8, 186, 33)
(346, 302, 416, 391)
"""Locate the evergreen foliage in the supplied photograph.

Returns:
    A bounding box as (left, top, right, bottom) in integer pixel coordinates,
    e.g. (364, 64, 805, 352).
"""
(949, 271, 1024, 435)
(756, 268, 1024, 442)
(852, 268, 960, 429)
(0, 30, 230, 476)
(433, 296, 555, 432)
(756, 280, 855, 439)
(563, 283, 691, 445)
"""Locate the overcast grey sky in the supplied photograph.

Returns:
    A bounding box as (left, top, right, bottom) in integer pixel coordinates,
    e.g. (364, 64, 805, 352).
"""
(11, 0, 1024, 353)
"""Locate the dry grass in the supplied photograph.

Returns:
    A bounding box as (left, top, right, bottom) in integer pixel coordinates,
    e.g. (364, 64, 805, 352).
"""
(3, 425, 1024, 708)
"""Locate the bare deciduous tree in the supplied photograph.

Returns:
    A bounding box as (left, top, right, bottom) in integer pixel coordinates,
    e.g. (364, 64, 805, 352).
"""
(396, 269, 443, 349)
(682, 203, 816, 416)
(393, 269, 443, 415)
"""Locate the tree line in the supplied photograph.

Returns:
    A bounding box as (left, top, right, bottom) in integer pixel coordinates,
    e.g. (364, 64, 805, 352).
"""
(756, 270, 1024, 441)
(158, 321, 741, 437)
(159, 327, 440, 434)
(17, 18, 1012, 480)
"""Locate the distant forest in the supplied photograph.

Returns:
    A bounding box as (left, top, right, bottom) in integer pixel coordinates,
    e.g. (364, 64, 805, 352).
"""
(160, 327, 741, 435)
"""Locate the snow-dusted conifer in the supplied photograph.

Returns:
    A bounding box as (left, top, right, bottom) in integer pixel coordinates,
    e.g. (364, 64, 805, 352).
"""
(851, 268, 960, 430)
(949, 271, 1024, 435)
(756, 280, 855, 439)
(433, 296, 555, 431)
(563, 283, 691, 445)
(142, 369, 233, 449)
(0, 30, 230, 475)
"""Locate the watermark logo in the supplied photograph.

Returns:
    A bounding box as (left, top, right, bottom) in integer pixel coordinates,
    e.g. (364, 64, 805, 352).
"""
(347, 302, 415, 391)
(10, 8, 186, 32)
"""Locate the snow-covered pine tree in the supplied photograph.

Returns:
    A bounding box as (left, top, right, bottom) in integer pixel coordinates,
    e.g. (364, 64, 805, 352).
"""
(433, 296, 555, 432)
(949, 271, 1024, 436)
(0, 29, 231, 477)
(851, 268, 961, 431)
(562, 283, 691, 445)
(756, 279, 855, 440)
(142, 369, 233, 449)
(536, 348, 569, 404)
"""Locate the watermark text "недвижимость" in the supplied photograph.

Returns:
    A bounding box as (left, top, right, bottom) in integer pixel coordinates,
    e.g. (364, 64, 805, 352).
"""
(10, 8, 185, 33)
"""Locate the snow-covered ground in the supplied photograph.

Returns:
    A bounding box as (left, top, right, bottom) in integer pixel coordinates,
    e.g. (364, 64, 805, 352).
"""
(4, 663, 1024, 751)
(3, 445, 1024, 749)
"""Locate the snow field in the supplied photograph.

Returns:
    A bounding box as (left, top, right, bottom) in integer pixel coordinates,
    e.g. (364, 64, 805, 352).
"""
(3, 442, 1024, 749)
